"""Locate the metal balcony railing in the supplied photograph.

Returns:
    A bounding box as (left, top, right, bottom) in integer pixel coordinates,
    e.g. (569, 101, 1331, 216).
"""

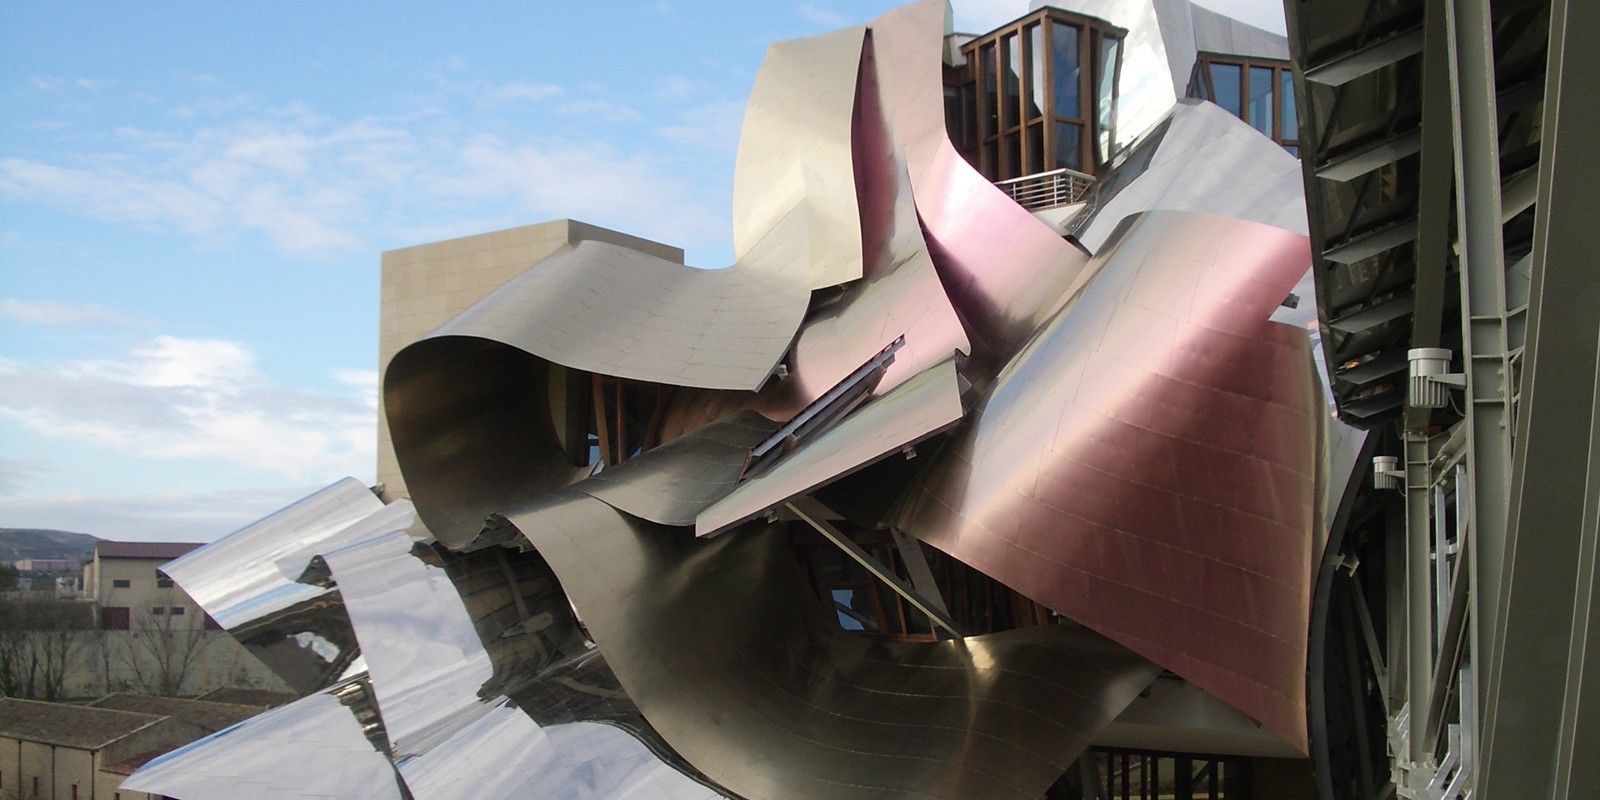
(994, 167, 1096, 211)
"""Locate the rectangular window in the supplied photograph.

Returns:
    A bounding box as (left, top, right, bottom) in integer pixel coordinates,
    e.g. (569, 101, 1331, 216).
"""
(1052, 21, 1081, 118)
(1097, 35, 1121, 162)
(1001, 33, 1021, 128)
(170, 606, 186, 615)
(1210, 62, 1242, 117)
(152, 606, 165, 615)
(1027, 24, 1045, 121)
(101, 606, 130, 630)
(1281, 69, 1298, 142)
(112, 579, 131, 588)
(1249, 65, 1274, 135)
(156, 571, 174, 588)
(981, 43, 998, 136)
(1055, 122, 1083, 170)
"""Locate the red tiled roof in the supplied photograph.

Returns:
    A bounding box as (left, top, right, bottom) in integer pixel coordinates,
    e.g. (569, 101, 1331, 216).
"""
(95, 541, 203, 561)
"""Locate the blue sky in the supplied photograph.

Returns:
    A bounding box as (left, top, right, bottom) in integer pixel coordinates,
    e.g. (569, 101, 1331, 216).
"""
(0, 0, 1285, 542)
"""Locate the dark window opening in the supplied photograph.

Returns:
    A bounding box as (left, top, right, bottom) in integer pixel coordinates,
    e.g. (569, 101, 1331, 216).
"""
(101, 606, 130, 630)
(155, 571, 173, 588)
(112, 579, 131, 588)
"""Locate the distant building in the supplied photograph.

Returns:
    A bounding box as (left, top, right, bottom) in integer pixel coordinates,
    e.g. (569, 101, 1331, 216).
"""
(0, 697, 202, 800)
(82, 542, 205, 631)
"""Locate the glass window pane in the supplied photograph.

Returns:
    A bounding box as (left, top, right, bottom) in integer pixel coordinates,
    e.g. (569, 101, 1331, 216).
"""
(1249, 66, 1274, 135)
(1097, 36, 1120, 163)
(1002, 33, 1021, 128)
(1210, 61, 1242, 117)
(983, 139, 999, 177)
(1284, 144, 1300, 157)
(1052, 22, 1081, 119)
(981, 44, 998, 135)
(1055, 121, 1082, 171)
(1281, 69, 1299, 141)
(1027, 123, 1044, 174)
(1027, 25, 1045, 121)
(1004, 133, 1020, 177)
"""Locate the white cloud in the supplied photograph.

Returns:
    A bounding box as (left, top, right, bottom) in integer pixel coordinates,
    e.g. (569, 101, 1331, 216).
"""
(479, 81, 564, 105)
(655, 99, 746, 152)
(798, 2, 849, 27)
(0, 458, 48, 497)
(1, 79, 729, 259)
(951, 0, 1028, 33)
(0, 486, 322, 542)
(0, 336, 376, 483)
(0, 299, 141, 327)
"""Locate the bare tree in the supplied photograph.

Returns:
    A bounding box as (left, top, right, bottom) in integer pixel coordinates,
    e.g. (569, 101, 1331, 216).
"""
(0, 595, 93, 699)
(119, 607, 213, 696)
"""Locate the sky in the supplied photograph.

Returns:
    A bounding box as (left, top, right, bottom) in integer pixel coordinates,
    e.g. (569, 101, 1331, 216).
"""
(0, 0, 1287, 542)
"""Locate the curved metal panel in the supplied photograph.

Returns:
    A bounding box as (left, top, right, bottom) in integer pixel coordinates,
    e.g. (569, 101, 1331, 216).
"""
(697, 357, 966, 537)
(733, 26, 867, 290)
(504, 491, 1160, 800)
(1071, 100, 1308, 252)
(121, 685, 407, 800)
(159, 477, 387, 693)
(894, 209, 1319, 752)
(429, 239, 810, 391)
(578, 411, 779, 526)
(320, 529, 730, 799)
(870, 1, 1098, 367)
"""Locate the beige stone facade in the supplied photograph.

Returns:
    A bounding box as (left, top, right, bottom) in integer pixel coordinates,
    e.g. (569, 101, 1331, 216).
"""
(376, 219, 682, 497)
(0, 699, 201, 800)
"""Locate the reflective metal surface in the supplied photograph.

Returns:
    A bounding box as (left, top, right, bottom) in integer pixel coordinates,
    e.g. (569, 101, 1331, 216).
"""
(160, 477, 386, 693)
(130, 1, 1361, 795)
(503, 492, 1160, 800)
(322, 528, 731, 799)
(894, 209, 1320, 751)
(697, 356, 965, 537)
(120, 683, 407, 800)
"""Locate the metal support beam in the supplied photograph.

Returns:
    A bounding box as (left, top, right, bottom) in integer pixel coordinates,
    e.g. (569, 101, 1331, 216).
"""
(890, 527, 951, 619)
(786, 498, 964, 638)
(1403, 431, 1435, 767)
(1479, 0, 1600, 794)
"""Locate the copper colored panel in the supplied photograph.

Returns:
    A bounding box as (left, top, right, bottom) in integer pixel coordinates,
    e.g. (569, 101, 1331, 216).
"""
(893, 210, 1321, 752)
(869, 0, 1097, 365)
(504, 492, 1160, 800)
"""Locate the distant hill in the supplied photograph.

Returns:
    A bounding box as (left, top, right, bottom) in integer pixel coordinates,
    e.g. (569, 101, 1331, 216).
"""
(0, 529, 100, 562)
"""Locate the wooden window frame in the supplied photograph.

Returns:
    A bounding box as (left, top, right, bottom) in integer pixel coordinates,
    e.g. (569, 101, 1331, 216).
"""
(1190, 53, 1301, 152)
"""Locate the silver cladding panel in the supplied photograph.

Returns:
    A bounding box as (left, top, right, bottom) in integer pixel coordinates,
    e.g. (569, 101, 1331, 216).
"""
(1073, 100, 1309, 252)
(161, 477, 382, 630)
(320, 529, 727, 799)
(430, 240, 809, 391)
(504, 492, 1161, 800)
(120, 688, 404, 800)
(578, 411, 780, 526)
(159, 477, 389, 693)
(732, 25, 868, 290)
(696, 357, 966, 537)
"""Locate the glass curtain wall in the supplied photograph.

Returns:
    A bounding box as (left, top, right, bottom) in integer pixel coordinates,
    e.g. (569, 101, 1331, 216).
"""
(1187, 54, 1301, 154)
(952, 8, 1125, 181)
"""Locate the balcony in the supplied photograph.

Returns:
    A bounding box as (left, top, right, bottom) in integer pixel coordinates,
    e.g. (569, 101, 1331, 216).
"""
(995, 167, 1096, 211)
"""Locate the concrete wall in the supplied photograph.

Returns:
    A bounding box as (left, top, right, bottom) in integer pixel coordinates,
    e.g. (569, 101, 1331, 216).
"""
(14, 630, 290, 700)
(375, 219, 682, 497)
(92, 558, 203, 630)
